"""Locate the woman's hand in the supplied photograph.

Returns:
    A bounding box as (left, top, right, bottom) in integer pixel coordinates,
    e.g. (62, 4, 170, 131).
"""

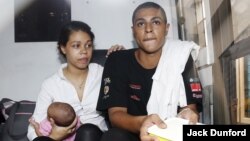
(49, 117, 78, 141)
(140, 114, 167, 141)
(106, 44, 125, 57)
(29, 117, 43, 137)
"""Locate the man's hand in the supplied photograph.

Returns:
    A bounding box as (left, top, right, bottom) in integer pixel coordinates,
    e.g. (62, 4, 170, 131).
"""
(49, 117, 78, 141)
(177, 107, 199, 124)
(140, 114, 167, 141)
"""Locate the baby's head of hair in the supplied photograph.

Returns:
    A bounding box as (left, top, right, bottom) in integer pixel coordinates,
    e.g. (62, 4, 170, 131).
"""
(47, 102, 76, 127)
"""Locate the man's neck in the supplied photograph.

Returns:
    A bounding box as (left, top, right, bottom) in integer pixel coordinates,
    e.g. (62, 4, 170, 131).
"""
(135, 49, 161, 69)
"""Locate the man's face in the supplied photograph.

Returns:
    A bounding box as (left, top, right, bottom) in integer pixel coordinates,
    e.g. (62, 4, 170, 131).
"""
(132, 8, 169, 54)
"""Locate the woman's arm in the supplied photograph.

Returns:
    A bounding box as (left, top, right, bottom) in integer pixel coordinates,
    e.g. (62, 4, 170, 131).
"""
(106, 44, 125, 57)
(48, 117, 78, 141)
(27, 82, 53, 140)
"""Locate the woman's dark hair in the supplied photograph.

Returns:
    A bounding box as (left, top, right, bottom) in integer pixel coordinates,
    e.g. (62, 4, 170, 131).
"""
(132, 2, 167, 25)
(57, 21, 95, 58)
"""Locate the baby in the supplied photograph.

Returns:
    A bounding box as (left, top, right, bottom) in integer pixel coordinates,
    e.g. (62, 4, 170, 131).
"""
(39, 102, 80, 141)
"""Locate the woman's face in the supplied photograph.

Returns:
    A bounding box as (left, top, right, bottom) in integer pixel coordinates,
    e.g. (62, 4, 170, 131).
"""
(61, 31, 93, 70)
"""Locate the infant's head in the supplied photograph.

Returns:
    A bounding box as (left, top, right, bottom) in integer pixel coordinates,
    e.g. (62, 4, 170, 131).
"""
(47, 102, 76, 127)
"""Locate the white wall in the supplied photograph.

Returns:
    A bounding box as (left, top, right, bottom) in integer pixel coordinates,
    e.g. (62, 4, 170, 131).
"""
(0, 0, 178, 101)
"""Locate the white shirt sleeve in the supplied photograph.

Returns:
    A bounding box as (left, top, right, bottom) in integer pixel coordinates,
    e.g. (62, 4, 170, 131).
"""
(27, 80, 54, 140)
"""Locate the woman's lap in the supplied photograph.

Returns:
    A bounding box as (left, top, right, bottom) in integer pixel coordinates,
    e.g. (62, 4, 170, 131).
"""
(33, 123, 103, 141)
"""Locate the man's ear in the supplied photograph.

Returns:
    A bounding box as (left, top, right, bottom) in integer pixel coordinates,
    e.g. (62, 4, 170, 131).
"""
(165, 23, 170, 36)
(131, 26, 136, 37)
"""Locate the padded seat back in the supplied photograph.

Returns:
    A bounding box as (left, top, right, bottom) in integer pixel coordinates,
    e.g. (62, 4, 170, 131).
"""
(0, 101, 35, 141)
(91, 49, 108, 66)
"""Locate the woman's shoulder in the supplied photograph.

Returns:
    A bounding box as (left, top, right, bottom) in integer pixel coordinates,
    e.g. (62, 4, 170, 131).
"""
(41, 73, 61, 88)
(41, 64, 65, 86)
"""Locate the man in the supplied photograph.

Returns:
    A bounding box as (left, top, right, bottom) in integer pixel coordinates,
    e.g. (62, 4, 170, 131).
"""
(97, 2, 202, 141)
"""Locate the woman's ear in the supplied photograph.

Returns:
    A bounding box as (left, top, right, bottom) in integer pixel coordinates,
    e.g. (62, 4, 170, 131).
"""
(60, 45, 66, 54)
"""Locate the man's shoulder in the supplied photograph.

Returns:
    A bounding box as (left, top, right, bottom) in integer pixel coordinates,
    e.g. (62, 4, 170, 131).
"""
(107, 48, 135, 61)
(166, 39, 198, 49)
(167, 38, 195, 44)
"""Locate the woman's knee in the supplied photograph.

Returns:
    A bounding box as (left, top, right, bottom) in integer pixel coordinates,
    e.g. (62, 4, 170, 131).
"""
(77, 123, 102, 134)
(75, 124, 103, 141)
(101, 128, 139, 141)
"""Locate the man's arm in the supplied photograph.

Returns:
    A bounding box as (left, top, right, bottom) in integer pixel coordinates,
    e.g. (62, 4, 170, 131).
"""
(182, 55, 203, 113)
(108, 107, 146, 133)
(181, 104, 199, 115)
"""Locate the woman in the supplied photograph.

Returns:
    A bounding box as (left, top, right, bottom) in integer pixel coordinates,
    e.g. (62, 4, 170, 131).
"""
(27, 21, 123, 141)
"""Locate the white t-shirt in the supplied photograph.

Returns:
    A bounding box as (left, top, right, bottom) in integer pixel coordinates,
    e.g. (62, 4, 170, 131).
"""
(27, 63, 107, 140)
